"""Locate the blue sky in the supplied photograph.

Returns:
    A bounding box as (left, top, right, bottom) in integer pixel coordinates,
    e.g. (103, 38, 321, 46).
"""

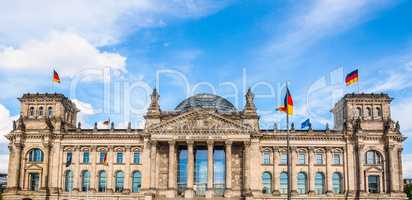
(1, 0, 412, 176)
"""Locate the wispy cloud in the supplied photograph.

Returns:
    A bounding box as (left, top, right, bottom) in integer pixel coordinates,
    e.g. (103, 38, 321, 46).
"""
(263, 0, 393, 60)
(0, 0, 231, 47)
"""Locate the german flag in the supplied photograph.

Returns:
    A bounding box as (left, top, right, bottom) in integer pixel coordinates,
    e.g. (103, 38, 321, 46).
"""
(277, 87, 293, 115)
(345, 69, 359, 86)
(52, 70, 61, 83)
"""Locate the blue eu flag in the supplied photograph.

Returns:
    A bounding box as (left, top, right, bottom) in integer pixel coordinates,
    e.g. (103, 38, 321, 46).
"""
(301, 119, 311, 129)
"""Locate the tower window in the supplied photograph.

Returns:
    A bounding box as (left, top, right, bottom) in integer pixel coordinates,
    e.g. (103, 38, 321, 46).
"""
(47, 106, 53, 117)
(29, 107, 35, 117)
(38, 106, 44, 116)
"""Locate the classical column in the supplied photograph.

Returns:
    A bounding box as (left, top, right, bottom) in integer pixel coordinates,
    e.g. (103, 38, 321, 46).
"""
(290, 147, 297, 194)
(388, 145, 399, 192)
(206, 140, 214, 198)
(308, 147, 315, 195)
(150, 141, 157, 190)
(398, 148, 404, 192)
(167, 141, 177, 198)
(224, 141, 232, 197)
(326, 147, 333, 194)
(6, 143, 22, 192)
(185, 141, 194, 198)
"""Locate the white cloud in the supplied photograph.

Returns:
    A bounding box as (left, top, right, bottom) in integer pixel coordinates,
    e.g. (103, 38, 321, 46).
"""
(391, 97, 412, 135)
(369, 64, 412, 92)
(0, 104, 18, 143)
(0, 0, 230, 47)
(403, 153, 412, 178)
(0, 154, 8, 173)
(72, 99, 96, 124)
(0, 32, 126, 78)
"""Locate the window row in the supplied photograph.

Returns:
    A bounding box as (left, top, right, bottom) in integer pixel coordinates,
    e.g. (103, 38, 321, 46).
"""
(28, 106, 54, 117)
(262, 150, 343, 165)
(66, 151, 141, 165)
(262, 171, 343, 195)
(353, 106, 382, 119)
(64, 170, 142, 193)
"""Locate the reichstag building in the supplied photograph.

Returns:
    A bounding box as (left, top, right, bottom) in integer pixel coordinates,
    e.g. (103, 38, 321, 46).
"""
(3, 90, 407, 199)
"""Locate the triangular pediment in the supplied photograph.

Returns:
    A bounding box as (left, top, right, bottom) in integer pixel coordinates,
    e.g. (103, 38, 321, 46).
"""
(146, 109, 253, 134)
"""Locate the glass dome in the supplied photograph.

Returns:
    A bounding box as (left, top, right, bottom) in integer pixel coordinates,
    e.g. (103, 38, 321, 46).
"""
(175, 93, 236, 113)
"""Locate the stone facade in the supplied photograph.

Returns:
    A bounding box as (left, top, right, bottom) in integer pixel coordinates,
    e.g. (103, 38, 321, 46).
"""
(2, 91, 407, 200)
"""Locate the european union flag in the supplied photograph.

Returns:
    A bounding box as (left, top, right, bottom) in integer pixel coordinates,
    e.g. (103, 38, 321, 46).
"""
(301, 119, 311, 129)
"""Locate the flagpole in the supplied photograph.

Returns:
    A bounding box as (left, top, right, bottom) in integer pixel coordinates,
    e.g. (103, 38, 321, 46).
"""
(286, 82, 292, 200)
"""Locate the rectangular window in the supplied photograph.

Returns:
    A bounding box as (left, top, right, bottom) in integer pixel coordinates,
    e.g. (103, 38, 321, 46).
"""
(315, 153, 323, 164)
(297, 153, 306, 164)
(83, 151, 89, 164)
(262, 151, 271, 165)
(99, 152, 106, 163)
(133, 151, 141, 164)
(66, 152, 72, 164)
(332, 153, 341, 165)
(116, 152, 123, 164)
(368, 175, 379, 193)
(29, 173, 40, 191)
(280, 153, 287, 164)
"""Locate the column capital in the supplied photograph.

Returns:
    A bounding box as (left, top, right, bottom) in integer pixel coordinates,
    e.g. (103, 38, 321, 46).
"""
(168, 140, 176, 146)
(225, 140, 233, 145)
(207, 140, 214, 146)
(187, 140, 194, 145)
(150, 140, 158, 146)
(308, 146, 315, 152)
(243, 141, 251, 146)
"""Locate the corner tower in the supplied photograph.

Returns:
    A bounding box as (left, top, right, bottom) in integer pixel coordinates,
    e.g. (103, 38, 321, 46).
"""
(18, 93, 79, 130)
(331, 93, 392, 131)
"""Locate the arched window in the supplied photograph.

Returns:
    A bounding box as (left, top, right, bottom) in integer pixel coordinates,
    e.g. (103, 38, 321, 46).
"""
(366, 107, 372, 117)
(38, 106, 44, 116)
(262, 149, 271, 164)
(297, 172, 307, 194)
(115, 171, 124, 192)
(374, 107, 382, 118)
(132, 171, 142, 192)
(98, 171, 106, 192)
(47, 106, 53, 117)
(81, 170, 90, 192)
(29, 107, 35, 117)
(366, 150, 382, 165)
(280, 172, 288, 194)
(64, 170, 73, 192)
(355, 107, 362, 118)
(133, 150, 141, 164)
(332, 172, 343, 194)
(28, 148, 43, 162)
(262, 172, 272, 194)
(314, 172, 325, 194)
